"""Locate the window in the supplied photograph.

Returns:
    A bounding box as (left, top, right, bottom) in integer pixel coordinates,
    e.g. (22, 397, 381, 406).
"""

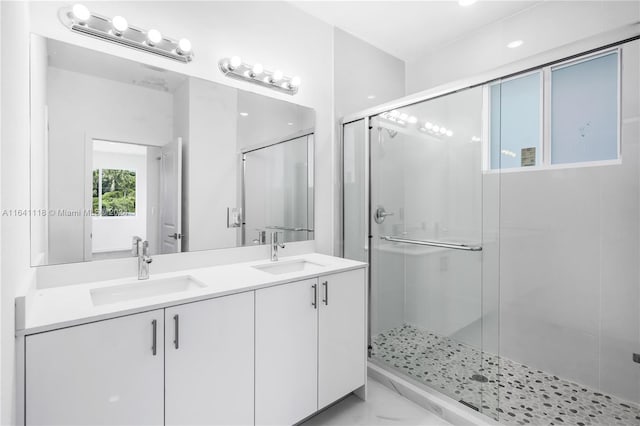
(551, 52, 619, 164)
(490, 72, 541, 170)
(486, 49, 620, 171)
(93, 168, 137, 216)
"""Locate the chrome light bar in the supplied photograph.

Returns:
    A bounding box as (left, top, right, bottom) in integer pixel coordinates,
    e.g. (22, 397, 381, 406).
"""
(58, 4, 194, 63)
(218, 57, 300, 95)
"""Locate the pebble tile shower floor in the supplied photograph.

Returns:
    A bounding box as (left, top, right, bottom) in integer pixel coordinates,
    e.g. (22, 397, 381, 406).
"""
(372, 325, 640, 425)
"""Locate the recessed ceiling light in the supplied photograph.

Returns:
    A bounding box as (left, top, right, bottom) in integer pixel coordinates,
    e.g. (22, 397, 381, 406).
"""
(239, 112, 249, 117)
(507, 40, 524, 49)
(367, 95, 376, 100)
(287, 122, 294, 126)
(458, 0, 478, 6)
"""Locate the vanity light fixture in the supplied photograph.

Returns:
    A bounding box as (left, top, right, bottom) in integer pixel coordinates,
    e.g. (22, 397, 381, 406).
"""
(59, 4, 195, 63)
(219, 57, 300, 95)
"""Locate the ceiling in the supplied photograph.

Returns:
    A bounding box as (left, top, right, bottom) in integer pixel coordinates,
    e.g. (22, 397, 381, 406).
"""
(290, 1, 542, 62)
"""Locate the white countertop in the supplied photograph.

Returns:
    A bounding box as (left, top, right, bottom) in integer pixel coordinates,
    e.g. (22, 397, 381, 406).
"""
(20, 253, 367, 336)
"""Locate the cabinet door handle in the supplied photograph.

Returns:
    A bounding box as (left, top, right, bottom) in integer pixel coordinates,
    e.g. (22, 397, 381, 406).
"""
(151, 319, 157, 356)
(312, 284, 317, 309)
(173, 314, 179, 349)
(322, 281, 328, 305)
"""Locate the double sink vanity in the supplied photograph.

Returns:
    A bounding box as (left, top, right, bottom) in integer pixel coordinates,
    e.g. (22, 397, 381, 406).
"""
(18, 253, 367, 426)
(21, 27, 364, 426)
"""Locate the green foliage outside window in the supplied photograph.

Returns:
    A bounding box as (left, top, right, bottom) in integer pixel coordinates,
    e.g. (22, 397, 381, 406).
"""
(92, 169, 136, 216)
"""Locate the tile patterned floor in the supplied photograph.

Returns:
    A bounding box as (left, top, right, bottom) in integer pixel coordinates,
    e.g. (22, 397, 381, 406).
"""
(372, 325, 640, 426)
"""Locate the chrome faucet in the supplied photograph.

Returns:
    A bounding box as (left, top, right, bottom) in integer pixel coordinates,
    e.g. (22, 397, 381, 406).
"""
(133, 237, 153, 280)
(270, 231, 285, 261)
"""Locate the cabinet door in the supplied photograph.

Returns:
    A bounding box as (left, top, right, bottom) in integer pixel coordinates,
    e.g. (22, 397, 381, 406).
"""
(165, 292, 254, 426)
(255, 279, 318, 425)
(26, 310, 164, 426)
(318, 268, 366, 408)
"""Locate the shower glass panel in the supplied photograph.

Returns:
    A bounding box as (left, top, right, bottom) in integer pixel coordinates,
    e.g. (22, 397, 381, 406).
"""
(343, 119, 367, 262)
(366, 87, 500, 417)
(243, 135, 314, 245)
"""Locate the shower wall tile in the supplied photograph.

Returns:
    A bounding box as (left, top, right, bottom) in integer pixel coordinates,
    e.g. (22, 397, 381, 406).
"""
(499, 168, 602, 388)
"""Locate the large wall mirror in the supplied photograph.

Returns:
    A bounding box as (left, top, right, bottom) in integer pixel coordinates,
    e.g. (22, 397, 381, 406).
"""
(30, 35, 315, 267)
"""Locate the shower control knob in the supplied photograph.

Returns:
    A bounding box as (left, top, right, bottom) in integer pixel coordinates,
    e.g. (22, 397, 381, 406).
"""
(374, 206, 394, 224)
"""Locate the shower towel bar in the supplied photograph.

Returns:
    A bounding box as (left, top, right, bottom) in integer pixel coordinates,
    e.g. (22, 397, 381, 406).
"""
(265, 225, 314, 232)
(380, 236, 482, 251)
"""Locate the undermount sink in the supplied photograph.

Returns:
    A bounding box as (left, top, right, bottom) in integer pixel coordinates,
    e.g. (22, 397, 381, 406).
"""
(90, 275, 207, 306)
(253, 259, 325, 275)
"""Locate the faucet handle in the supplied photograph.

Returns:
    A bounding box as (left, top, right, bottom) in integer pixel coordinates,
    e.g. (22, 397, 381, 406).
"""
(132, 236, 143, 256)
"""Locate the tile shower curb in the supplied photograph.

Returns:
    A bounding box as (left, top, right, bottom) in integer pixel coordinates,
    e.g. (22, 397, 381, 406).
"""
(368, 362, 500, 426)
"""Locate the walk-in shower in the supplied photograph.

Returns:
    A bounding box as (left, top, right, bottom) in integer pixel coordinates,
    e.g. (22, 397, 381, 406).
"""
(342, 36, 640, 425)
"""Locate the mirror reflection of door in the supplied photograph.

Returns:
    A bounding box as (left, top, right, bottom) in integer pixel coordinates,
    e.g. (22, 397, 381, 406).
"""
(85, 139, 181, 260)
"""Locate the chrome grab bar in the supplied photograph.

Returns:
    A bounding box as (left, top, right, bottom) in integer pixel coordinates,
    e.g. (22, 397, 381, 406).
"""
(265, 225, 314, 232)
(380, 235, 482, 252)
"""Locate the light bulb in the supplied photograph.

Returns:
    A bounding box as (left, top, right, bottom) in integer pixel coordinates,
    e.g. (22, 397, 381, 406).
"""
(111, 16, 128, 35)
(408, 116, 418, 124)
(433, 125, 440, 133)
(446, 130, 453, 137)
(229, 56, 242, 69)
(147, 29, 162, 46)
(272, 70, 284, 81)
(425, 122, 433, 129)
(399, 113, 409, 121)
(239, 112, 249, 117)
(177, 38, 192, 55)
(71, 4, 91, 23)
(439, 127, 447, 134)
(252, 63, 264, 75)
(290, 76, 301, 87)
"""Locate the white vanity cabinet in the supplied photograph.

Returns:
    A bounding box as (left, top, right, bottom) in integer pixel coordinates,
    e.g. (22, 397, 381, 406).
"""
(25, 309, 165, 426)
(22, 262, 366, 426)
(255, 278, 319, 425)
(164, 291, 254, 426)
(255, 269, 366, 425)
(318, 268, 366, 409)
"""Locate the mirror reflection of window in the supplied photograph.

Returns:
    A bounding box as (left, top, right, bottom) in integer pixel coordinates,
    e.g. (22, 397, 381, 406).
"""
(92, 169, 137, 217)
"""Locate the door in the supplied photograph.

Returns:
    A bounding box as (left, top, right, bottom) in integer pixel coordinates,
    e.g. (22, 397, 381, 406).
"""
(165, 293, 254, 426)
(25, 310, 164, 426)
(368, 87, 493, 411)
(255, 279, 318, 425)
(160, 138, 182, 253)
(318, 269, 366, 408)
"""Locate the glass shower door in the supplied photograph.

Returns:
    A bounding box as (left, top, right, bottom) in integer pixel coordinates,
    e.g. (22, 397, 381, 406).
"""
(368, 87, 499, 417)
(243, 135, 314, 245)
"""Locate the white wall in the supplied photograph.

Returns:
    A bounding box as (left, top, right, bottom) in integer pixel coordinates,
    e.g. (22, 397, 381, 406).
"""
(333, 28, 405, 120)
(1, 3, 35, 425)
(92, 150, 148, 253)
(46, 66, 173, 264)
